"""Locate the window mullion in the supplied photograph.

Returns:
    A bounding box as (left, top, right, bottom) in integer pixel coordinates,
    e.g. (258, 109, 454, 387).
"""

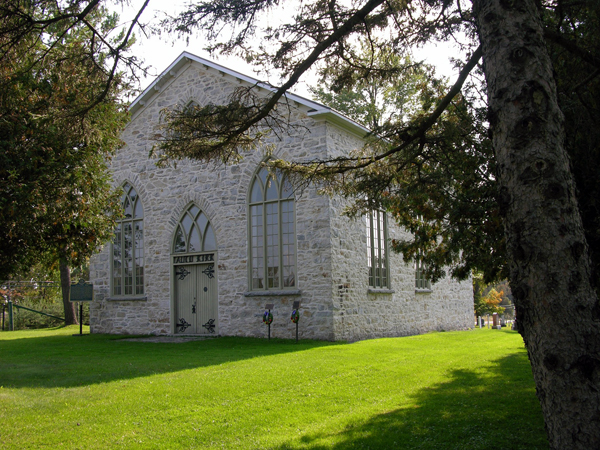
(376, 211, 381, 286)
(278, 199, 282, 289)
(377, 212, 382, 287)
(119, 224, 124, 294)
(369, 213, 375, 286)
(383, 214, 389, 287)
(262, 200, 268, 288)
(131, 219, 136, 293)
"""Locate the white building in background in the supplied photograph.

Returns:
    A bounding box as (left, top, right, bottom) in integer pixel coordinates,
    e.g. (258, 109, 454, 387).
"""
(89, 52, 473, 341)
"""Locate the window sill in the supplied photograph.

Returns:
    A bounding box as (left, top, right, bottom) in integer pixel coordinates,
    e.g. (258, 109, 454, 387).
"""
(106, 296, 148, 302)
(244, 289, 301, 297)
(367, 288, 395, 295)
(415, 288, 433, 294)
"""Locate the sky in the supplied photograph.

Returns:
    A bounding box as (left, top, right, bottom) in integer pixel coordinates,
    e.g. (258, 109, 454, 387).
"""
(118, 1, 462, 100)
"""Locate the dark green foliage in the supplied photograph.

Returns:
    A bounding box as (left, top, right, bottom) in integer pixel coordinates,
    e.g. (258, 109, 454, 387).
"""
(0, 2, 133, 281)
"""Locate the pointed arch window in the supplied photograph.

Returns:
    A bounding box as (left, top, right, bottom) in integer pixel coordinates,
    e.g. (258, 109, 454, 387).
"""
(112, 183, 144, 296)
(249, 167, 296, 290)
(173, 205, 217, 253)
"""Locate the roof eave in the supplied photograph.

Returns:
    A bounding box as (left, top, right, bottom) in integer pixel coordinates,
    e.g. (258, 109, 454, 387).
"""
(307, 109, 371, 138)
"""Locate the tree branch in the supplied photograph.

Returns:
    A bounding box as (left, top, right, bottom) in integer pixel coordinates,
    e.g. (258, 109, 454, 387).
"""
(77, 0, 151, 115)
(304, 45, 483, 173)
(544, 28, 600, 69)
(210, 0, 387, 151)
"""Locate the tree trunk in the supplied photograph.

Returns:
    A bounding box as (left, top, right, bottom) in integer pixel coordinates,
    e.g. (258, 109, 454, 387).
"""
(59, 257, 78, 325)
(473, 0, 600, 447)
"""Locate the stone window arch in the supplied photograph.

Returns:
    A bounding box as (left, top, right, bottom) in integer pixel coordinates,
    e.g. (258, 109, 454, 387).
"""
(112, 182, 144, 296)
(248, 166, 296, 290)
(173, 204, 217, 254)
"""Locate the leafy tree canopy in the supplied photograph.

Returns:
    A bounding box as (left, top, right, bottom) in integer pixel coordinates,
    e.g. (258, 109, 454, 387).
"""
(0, 1, 138, 281)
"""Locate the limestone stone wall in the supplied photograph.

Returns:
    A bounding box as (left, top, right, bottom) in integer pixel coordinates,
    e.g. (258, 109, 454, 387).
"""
(327, 194, 473, 342)
(323, 123, 473, 341)
(90, 56, 473, 341)
(90, 60, 338, 339)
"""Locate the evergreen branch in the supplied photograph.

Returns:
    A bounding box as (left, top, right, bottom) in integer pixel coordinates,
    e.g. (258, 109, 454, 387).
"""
(288, 45, 482, 174)
(544, 28, 600, 69)
(227, 0, 388, 145)
(154, 0, 388, 159)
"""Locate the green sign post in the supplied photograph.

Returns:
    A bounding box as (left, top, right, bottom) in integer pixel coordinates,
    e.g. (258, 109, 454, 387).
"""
(70, 279, 93, 336)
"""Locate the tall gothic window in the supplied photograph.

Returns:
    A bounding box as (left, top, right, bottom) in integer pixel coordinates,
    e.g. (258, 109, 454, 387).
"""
(249, 167, 296, 290)
(112, 183, 144, 296)
(367, 210, 389, 288)
(173, 204, 217, 253)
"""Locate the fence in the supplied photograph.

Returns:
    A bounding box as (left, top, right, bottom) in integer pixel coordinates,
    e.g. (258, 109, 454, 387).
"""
(1, 301, 68, 331)
(1, 279, 91, 331)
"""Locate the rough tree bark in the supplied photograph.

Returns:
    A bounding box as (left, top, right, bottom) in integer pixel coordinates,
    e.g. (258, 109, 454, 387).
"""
(59, 256, 78, 325)
(473, 0, 600, 447)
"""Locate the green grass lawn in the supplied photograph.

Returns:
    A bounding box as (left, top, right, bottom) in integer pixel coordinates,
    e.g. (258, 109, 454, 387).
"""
(0, 326, 547, 449)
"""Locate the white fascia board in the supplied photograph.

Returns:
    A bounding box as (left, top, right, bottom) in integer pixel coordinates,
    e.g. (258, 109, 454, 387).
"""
(307, 109, 371, 138)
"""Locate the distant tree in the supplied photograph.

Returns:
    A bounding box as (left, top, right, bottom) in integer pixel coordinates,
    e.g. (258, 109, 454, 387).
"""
(310, 47, 430, 130)
(475, 288, 505, 317)
(1, 263, 63, 328)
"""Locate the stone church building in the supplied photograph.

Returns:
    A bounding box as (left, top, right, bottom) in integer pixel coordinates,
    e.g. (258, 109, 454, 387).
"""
(89, 52, 473, 341)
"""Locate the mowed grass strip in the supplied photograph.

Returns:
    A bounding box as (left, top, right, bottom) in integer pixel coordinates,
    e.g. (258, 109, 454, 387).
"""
(0, 326, 547, 449)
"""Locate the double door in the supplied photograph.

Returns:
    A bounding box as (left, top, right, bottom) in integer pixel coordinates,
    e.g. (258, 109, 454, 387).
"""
(174, 263, 217, 334)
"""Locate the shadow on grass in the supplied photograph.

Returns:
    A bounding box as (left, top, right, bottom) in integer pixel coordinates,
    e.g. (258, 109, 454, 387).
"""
(0, 329, 340, 389)
(278, 351, 548, 450)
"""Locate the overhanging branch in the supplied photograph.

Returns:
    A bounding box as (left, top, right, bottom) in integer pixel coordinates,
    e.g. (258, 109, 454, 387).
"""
(544, 29, 600, 70)
(296, 45, 483, 173)
(209, 0, 387, 152)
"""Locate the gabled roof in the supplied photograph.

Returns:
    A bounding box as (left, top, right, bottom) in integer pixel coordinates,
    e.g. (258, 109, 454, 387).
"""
(129, 51, 370, 138)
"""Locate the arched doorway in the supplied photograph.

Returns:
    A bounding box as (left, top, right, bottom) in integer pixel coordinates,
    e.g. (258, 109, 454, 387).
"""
(172, 204, 218, 335)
